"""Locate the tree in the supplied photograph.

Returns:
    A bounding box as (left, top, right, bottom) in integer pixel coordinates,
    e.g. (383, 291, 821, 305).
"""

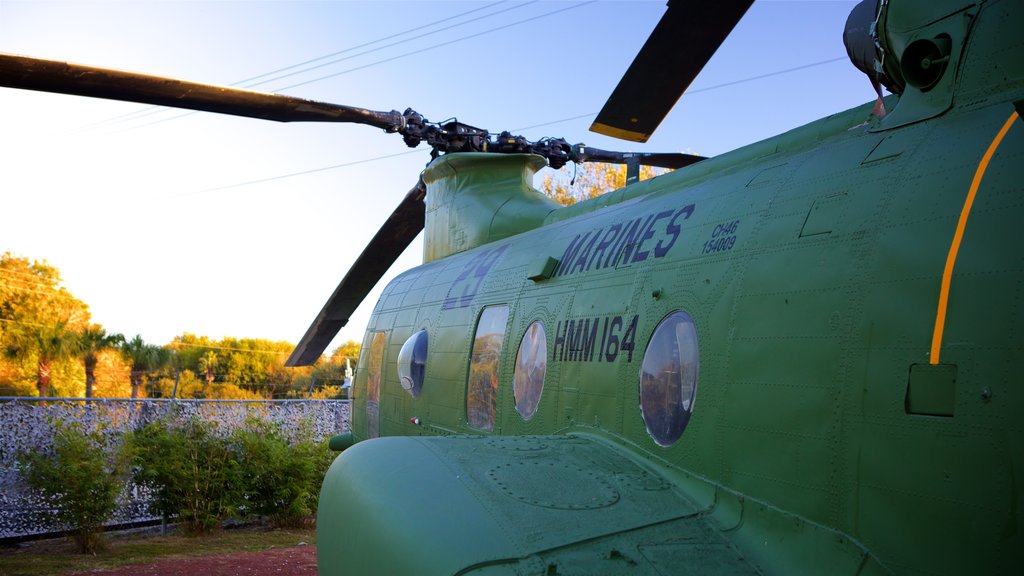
(328, 340, 361, 365)
(19, 421, 129, 553)
(1, 252, 91, 396)
(89, 348, 132, 398)
(539, 162, 670, 207)
(169, 333, 303, 398)
(120, 335, 169, 398)
(301, 340, 361, 399)
(79, 325, 124, 398)
(198, 350, 218, 385)
(5, 320, 82, 397)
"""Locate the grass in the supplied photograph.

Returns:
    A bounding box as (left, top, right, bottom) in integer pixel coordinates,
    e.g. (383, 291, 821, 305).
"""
(0, 525, 315, 576)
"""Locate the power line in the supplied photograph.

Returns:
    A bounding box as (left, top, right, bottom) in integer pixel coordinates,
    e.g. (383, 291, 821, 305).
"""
(511, 56, 848, 133)
(182, 56, 849, 195)
(168, 342, 293, 356)
(0, 317, 49, 328)
(0, 268, 63, 289)
(249, 1, 538, 89)
(165, 149, 424, 198)
(0, 278, 71, 298)
(105, 1, 589, 135)
(155, 374, 318, 383)
(273, 1, 595, 93)
(686, 56, 847, 95)
(511, 113, 595, 134)
(82, 0, 524, 132)
(105, 109, 197, 134)
(235, 0, 511, 86)
(0, 314, 298, 355)
(0, 270, 64, 286)
(0, 284, 61, 298)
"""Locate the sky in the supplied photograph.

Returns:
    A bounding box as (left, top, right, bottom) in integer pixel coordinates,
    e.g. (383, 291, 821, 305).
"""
(0, 0, 870, 356)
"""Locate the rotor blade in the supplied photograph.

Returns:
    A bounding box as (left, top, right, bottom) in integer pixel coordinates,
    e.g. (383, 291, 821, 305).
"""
(286, 179, 426, 367)
(638, 152, 706, 169)
(590, 0, 754, 143)
(0, 53, 403, 129)
(575, 145, 707, 169)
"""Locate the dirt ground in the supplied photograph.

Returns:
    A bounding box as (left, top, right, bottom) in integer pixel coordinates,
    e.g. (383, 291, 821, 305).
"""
(64, 545, 317, 576)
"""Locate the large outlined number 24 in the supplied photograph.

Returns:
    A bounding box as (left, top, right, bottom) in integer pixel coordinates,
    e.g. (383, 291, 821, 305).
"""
(442, 244, 509, 310)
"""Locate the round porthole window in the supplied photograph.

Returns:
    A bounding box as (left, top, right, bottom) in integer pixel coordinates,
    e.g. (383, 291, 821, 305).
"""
(397, 329, 428, 397)
(514, 321, 547, 421)
(639, 311, 699, 446)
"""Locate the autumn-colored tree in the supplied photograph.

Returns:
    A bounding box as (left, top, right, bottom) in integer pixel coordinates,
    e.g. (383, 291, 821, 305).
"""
(79, 325, 124, 398)
(6, 321, 82, 397)
(1, 253, 91, 396)
(539, 163, 669, 206)
(169, 333, 310, 398)
(198, 350, 218, 385)
(146, 369, 263, 400)
(1, 252, 337, 399)
(90, 348, 132, 398)
(300, 339, 360, 398)
(120, 335, 170, 399)
(329, 340, 361, 363)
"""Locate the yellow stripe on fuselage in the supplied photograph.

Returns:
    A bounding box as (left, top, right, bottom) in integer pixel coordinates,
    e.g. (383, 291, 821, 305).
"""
(930, 110, 1019, 364)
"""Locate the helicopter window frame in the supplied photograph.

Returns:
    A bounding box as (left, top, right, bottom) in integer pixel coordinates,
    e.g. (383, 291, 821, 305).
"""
(397, 329, 428, 398)
(365, 331, 387, 439)
(639, 310, 699, 447)
(466, 305, 510, 431)
(513, 320, 547, 422)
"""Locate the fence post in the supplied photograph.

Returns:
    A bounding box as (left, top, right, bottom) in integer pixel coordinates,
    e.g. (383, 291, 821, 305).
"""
(307, 375, 317, 399)
(171, 371, 180, 399)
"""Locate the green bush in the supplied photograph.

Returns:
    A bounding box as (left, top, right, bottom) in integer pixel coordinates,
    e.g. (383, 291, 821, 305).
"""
(306, 435, 336, 512)
(233, 422, 308, 526)
(129, 417, 240, 535)
(232, 420, 335, 527)
(127, 416, 335, 533)
(18, 421, 129, 553)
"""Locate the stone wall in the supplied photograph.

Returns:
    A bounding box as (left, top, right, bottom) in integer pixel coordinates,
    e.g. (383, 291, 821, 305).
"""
(0, 398, 350, 539)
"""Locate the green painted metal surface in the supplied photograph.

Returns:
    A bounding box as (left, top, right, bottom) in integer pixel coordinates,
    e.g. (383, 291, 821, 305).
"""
(319, 434, 762, 575)
(321, 1, 1024, 574)
(421, 153, 559, 262)
(906, 364, 957, 416)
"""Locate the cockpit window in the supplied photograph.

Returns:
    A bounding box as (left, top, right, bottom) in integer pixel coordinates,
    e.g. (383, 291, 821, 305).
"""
(397, 329, 428, 398)
(467, 305, 509, 431)
(639, 311, 699, 446)
(365, 331, 386, 439)
(513, 320, 546, 421)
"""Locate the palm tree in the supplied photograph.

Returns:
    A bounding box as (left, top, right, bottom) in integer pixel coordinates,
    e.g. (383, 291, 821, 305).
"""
(120, 335, 169, 399)
(198, 350, 218, 385)
(79, 326, 124, 398)
(5, 320, 82, 397)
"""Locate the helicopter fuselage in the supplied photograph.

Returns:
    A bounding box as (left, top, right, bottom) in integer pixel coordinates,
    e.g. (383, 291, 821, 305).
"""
(318, 0, 1024, 573)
